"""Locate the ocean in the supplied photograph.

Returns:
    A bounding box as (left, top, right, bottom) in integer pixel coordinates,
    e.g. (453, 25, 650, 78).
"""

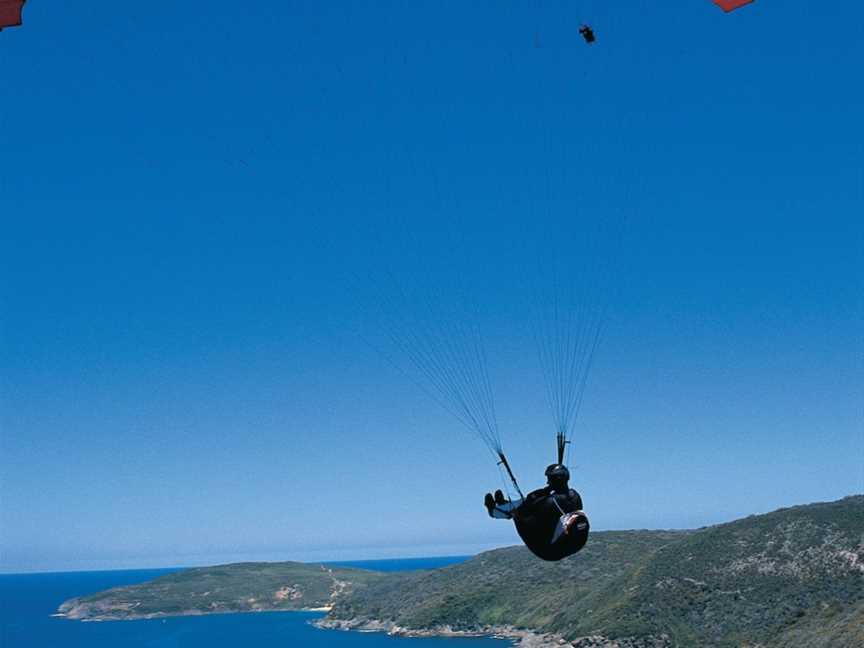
(0, 557, 511, 647)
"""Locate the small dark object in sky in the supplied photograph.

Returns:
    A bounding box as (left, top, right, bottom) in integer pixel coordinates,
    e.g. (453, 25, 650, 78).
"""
(0, 0, 25, 31)
(713, 0, 755, 12)
(579, 25, 596, 44)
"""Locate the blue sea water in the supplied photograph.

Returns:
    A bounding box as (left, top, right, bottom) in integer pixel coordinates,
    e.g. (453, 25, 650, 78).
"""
(0, 557, 511, 648)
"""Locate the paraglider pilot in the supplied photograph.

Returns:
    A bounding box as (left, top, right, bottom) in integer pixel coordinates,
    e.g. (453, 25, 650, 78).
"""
(579, 25, 596, 44)
(484, 463, 589, 561)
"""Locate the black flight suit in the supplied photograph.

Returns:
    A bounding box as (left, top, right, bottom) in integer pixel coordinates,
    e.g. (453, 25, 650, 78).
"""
(512, 486, 589, 561)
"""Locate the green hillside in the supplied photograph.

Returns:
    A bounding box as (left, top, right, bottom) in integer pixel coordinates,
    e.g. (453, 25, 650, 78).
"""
(57, 496, 863, 647)
(328, 496, 863, 647)
(328, 530, 686, 632)
(57, 561, 385, 620)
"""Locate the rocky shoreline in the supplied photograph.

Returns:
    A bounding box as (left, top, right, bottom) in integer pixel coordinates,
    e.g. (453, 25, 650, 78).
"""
(316, 617, 567, 646)
(55, 605, 671, 647)
(315, 617, 672, 648)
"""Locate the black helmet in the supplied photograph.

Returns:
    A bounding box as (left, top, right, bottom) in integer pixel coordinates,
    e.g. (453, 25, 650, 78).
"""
(545, 464, 570, 481)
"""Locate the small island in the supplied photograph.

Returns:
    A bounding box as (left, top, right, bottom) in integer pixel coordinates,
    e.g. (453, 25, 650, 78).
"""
(58, 496, 864, 647)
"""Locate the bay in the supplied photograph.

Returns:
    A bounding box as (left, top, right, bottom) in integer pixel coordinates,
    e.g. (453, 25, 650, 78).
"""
(0, 557, 511, 647)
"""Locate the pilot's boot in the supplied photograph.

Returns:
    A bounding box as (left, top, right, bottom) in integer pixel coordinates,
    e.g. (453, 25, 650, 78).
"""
(484, 493, 495, 516)
(494, 489, 508, 505)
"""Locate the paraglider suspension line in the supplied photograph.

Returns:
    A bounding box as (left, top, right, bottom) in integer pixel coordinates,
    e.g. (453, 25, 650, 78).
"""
(497, 452, 524, 500)
(556, 431, 569, 465)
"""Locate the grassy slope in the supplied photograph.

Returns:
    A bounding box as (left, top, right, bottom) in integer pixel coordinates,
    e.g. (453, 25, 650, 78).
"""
(330, 496, 864, 647)
(58, 561, 385, 619)
(616, 496, 864, 646)
(768, 598, 864, 648)
(57, 496, 863, 647)
(330, 530, 686, 634)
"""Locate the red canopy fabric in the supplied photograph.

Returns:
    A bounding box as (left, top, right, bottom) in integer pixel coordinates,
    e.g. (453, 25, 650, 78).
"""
(713, 0, 755, 12)
(0, 0, 25, 30)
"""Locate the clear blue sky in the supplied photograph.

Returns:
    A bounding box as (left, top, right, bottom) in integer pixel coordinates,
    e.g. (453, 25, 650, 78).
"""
(1, 1, 861, 573)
